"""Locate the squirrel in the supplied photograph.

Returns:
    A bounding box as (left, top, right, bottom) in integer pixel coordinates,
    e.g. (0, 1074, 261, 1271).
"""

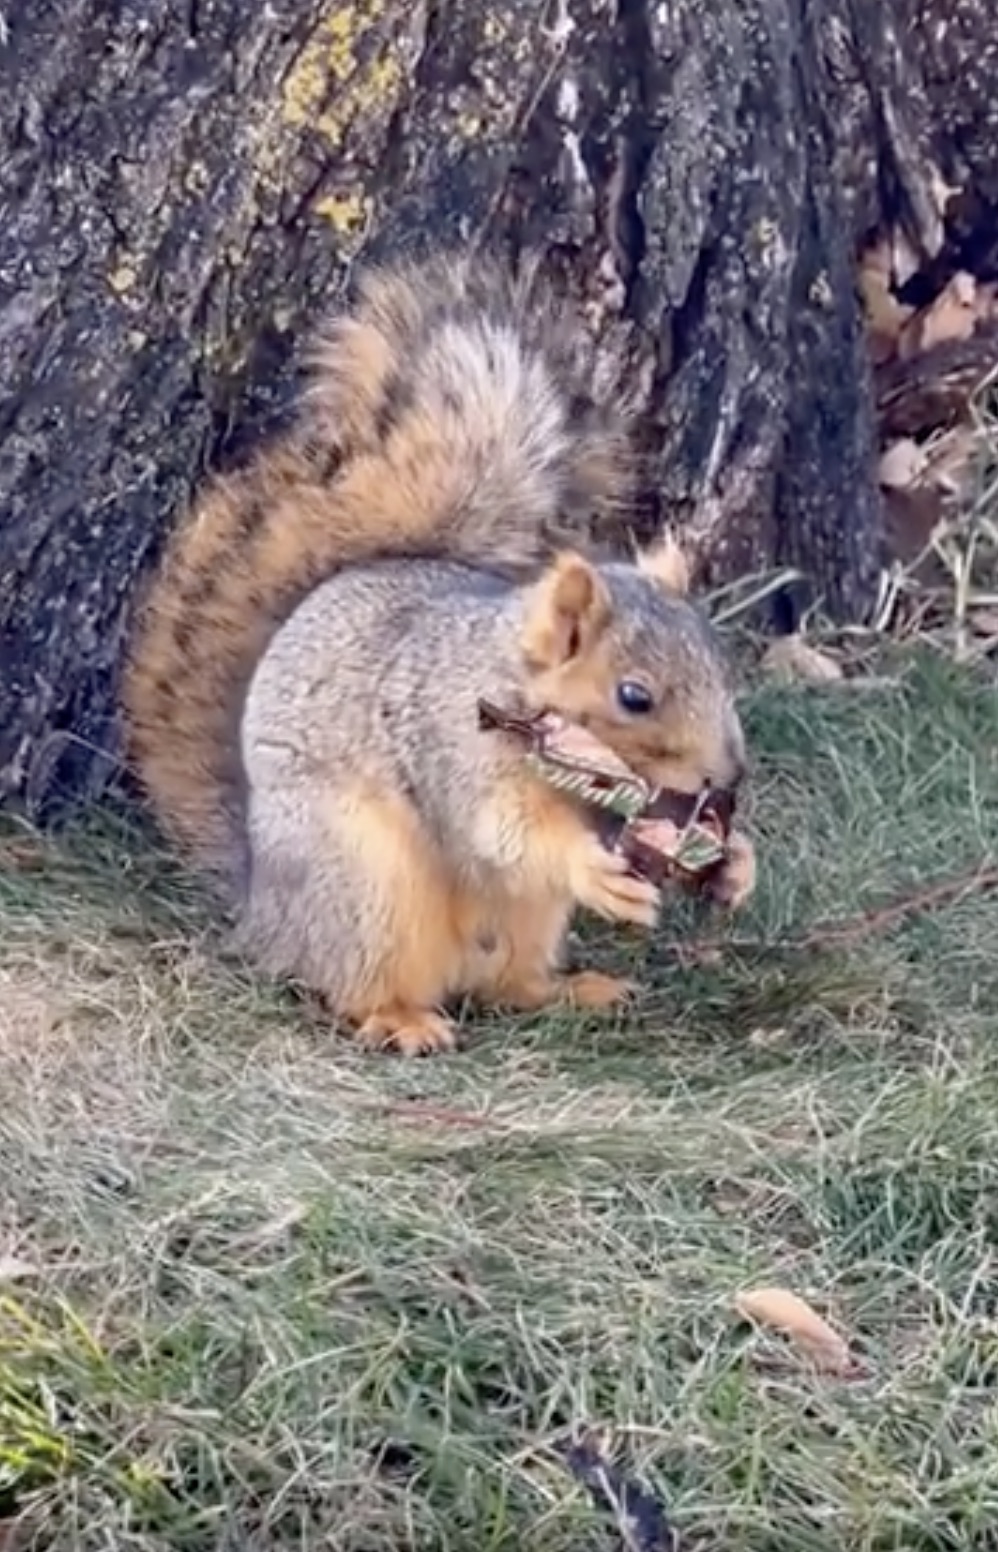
(121, 250, 755, 1056)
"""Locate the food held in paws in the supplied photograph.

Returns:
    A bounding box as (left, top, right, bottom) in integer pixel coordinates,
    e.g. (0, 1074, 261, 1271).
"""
(478, 699, 735, 888)
(616, 804, 730, 887)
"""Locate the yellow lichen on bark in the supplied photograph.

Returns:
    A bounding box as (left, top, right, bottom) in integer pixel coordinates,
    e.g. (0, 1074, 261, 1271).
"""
(280, 2, 402, 148)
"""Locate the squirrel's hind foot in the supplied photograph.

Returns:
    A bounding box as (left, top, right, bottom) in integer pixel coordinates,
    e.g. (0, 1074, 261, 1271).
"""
(559, 969, 637, 1009)
(353, 1006, 460, 1057)
(491, 967, 636, 1012)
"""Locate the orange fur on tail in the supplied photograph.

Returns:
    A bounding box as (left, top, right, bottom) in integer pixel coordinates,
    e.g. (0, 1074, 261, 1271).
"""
(120, 252, 637, 893)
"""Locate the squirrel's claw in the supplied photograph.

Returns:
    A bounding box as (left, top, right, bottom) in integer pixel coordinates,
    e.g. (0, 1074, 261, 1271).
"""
(354, 1007, 460, 1057)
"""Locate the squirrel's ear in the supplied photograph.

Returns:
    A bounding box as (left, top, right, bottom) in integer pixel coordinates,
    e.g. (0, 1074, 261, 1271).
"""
(521, 552, 611, 668)
(636, 530, 691, 595)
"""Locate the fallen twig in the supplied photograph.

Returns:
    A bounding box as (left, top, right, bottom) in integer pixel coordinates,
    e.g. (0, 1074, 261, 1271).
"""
(795, 862, 998, 950)
(674, 862, 998, 964)
(372, 1099, 505, 1130)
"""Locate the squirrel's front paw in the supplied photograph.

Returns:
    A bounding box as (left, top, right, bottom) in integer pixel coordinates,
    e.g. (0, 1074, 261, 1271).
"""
(571, 838, 661, 929)
(706, 830, 756, 910)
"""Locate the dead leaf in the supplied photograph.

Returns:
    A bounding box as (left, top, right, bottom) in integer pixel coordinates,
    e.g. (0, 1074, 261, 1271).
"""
(858, 237, 915, 362)
(921, 425, 981, 499)
(928, 167, 962, 222)
(882, 485, 946, 571)
(0, 838, 46, 872)
(674, 943, 723, 968)
(0, 1255, 38, 1282)
(747, 1025, 789, 1049)
(879, 427, 979, 505)
(878, 437, 927, 490)
(760, 637, 844, 685)
(890, 225, 925, 289)
(899, 270, 981, 360)
(735, 1286, 860, 1376)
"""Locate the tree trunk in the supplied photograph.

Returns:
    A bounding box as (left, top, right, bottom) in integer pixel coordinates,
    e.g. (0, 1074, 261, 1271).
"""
(2, 0, 996, 813)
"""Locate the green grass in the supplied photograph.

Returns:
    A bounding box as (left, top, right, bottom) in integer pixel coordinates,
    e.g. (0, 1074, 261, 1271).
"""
(3, 647, 998, 1550)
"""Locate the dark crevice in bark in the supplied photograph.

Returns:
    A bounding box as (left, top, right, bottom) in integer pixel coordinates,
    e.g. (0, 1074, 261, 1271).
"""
(609, 0, 657, 308)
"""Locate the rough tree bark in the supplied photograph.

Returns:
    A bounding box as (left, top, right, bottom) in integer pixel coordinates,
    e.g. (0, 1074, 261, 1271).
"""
(1, 0, 997, 813)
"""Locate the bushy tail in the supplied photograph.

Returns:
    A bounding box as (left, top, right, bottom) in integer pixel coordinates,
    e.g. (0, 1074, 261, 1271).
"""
(121, 251, 638, 894)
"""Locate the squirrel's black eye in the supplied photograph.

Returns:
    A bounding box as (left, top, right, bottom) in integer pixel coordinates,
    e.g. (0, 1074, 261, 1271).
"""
(616, 680, 655, 715)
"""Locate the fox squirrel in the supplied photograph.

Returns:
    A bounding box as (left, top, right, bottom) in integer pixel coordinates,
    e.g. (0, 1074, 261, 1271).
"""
(122, 251, 755, 1055)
